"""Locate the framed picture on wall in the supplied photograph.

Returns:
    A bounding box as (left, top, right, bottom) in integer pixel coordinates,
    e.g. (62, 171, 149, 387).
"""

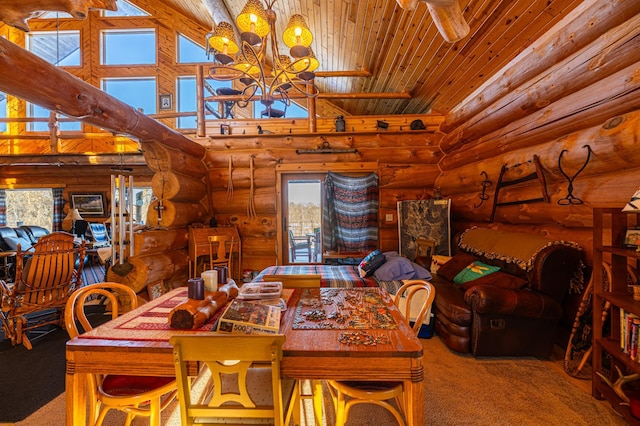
(70, 193, 106, 216)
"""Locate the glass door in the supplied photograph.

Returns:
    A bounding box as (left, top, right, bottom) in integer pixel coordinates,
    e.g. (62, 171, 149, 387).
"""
(282, 174, 323, 264)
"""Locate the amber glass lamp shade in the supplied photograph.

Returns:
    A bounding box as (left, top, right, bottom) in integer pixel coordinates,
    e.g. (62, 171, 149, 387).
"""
(208, 22, 239, 65)
(282, 14, 313, 58)
(293, 47, 319, 80)
(236, 0, 270, 46)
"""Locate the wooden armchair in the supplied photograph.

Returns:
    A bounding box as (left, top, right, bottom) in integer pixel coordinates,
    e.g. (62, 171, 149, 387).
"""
(0, 231, 85, 349)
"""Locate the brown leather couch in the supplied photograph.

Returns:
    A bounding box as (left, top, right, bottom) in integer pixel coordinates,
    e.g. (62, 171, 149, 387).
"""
(431, 228, 582, 357)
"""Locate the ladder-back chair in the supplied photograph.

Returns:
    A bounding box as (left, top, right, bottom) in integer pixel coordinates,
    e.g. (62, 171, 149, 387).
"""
(65, 282, 176, 425)
(206, 235, 234, 275)
(0, 231, 85, 349)
(170, 334, 299, 426)
(327, 280, 435, 426)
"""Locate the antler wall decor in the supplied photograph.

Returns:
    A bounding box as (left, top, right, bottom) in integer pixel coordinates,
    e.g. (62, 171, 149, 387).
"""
(395, 0, 470, 43)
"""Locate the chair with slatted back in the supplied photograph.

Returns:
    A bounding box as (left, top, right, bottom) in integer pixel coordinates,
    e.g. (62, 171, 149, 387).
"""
(327, 279, 435, 426)
(262, 273, 324, 424)
(65, 282, 177, 426)
(0, 231, 85, 349)
(206, 235, 234, 276)
(170, 334, 299, 426)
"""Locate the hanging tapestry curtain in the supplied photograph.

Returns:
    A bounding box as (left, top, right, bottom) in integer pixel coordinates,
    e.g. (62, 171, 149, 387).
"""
(0, 189, 5, 226)
(52, 188, 64, 231)
(322, 171, 379, 253)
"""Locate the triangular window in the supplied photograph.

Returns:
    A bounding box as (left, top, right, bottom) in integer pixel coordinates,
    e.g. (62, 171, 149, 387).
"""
(103, 0, 149, 17)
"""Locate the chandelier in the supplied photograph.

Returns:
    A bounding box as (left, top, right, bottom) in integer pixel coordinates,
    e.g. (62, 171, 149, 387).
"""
(206, 0, 320, 116)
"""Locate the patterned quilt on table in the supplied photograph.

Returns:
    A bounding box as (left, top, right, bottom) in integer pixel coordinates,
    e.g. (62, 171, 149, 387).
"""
(253, 265, 380, 288)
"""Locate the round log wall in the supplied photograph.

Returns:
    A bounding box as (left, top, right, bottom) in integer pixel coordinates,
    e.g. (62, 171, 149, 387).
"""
(435, 3, 640, 269)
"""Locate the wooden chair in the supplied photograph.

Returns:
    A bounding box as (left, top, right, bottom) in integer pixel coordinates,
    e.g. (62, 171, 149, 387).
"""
(65, 282, 177, 426)
(170, 334, 299, 426)
(263, 274, 322, 289)
(288, 229, 311, 262)
(206, 235, 234, 275)
(263, 273, 324, 424)
(0, 231, 85, 349)
(327, 279, 435, 426)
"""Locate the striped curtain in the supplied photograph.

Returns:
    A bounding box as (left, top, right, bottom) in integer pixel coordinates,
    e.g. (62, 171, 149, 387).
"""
(0, 189, 5, 226)
(52, 188, 64, 231)
(322, 172, 378, 253)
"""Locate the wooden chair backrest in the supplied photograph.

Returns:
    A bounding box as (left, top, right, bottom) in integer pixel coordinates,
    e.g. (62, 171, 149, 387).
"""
(170, 334, 296, 426)
(64, 282, 138, 339)
(393, 279, 436, 336)
(262, 274, 322, 289)
(16, 232, 85, 307)
(207, 235, 234, 268)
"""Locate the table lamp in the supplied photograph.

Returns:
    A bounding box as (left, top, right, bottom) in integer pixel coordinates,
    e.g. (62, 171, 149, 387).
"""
(623, 187, 640, 212)
(63, 208, 83, 235)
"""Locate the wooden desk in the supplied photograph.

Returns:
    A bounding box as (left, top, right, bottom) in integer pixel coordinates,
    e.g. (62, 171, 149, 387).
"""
(188, 226, 241, 280)
(65, 287, 424, 425)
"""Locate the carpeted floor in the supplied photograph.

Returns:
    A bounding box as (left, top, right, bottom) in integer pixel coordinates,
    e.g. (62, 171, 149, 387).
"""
(7, 336, 628, 425)
(0, 262, 105, 423)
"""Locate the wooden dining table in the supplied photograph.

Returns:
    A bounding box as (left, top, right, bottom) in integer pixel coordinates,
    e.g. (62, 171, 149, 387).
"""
(65, 286, 424, 425)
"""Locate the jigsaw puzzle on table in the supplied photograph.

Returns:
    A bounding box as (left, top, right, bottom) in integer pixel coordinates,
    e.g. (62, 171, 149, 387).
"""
(292, 288, 397, 330)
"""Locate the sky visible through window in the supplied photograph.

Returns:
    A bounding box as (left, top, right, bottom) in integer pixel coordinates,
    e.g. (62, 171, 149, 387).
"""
(1, 2, 309, 135)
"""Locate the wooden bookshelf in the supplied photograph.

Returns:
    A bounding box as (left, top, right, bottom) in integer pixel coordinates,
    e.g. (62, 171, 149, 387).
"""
(592, 207, 640, 424)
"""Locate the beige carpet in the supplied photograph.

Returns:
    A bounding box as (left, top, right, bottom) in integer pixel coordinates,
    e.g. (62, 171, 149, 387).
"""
(12, 337, 626, 426)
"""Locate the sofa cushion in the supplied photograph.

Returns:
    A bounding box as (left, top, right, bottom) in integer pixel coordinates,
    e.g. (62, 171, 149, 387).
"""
(4, 235, 34, 252)
(436, 252, 477, 281)
(460, 271, 528, 291)
(358, 249, 385, 278)
(453, 261, 500, 285)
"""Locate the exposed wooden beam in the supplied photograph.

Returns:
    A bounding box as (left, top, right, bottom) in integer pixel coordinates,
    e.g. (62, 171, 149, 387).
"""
(0, 153, 146, 166)
(395, 0, 470, 43)
(0, 0, 117, 32)
(205, 91, 412, 103)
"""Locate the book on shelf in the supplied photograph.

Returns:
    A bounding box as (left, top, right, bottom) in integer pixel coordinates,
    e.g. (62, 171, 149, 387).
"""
(216, 298, 281, 335)
(620, 308, 640, 361)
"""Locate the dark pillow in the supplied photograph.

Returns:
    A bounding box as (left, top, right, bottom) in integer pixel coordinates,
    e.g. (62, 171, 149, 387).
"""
(460, 271, 528, 291)
(437, 252, 477, 281)
(358, 249, 386, 278)
(453, 261, 500, 284)
(374, 256, 416, 281)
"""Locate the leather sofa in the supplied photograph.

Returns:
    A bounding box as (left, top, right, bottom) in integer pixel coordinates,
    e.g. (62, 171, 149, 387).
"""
(0, 226, 50, 252)
(430, 227, 582, 358)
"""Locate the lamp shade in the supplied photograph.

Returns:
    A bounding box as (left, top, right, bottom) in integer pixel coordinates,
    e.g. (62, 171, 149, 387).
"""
(293, 48, 319, 73)
(208, 22, 239, 63)
(236, 0, 270, 44)
(623, 188, 640, 212)
(282, 14, 313, 48)
(65, 208, 83, 221)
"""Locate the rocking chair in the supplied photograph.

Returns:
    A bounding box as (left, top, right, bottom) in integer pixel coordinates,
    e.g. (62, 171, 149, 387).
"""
(0, 232, 85, 349)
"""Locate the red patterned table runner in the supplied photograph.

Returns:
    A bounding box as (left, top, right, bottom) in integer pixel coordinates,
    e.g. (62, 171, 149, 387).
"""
(81, 288, 219, 342)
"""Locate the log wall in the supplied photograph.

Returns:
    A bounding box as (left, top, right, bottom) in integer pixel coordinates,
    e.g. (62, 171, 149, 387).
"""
(436, 2, 640, 267)
(434, 3, 640, 344)
(200, 120, 444, 273)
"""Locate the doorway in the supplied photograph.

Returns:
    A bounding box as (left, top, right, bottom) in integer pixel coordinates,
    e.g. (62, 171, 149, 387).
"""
(283, 174, 323, 264)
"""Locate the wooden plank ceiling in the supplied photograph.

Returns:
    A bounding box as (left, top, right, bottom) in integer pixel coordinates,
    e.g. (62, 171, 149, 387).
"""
(164, 0, 584, 117)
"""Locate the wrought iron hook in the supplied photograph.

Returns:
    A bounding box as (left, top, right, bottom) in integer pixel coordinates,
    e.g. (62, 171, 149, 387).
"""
(557, 145, 592, 205)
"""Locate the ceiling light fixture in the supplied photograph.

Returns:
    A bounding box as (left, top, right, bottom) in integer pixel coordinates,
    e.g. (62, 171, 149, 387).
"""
(206, 0, 320, 117)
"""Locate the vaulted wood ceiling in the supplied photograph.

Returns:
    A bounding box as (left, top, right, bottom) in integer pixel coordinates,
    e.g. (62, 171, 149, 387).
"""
(164, 0, 584, 117)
